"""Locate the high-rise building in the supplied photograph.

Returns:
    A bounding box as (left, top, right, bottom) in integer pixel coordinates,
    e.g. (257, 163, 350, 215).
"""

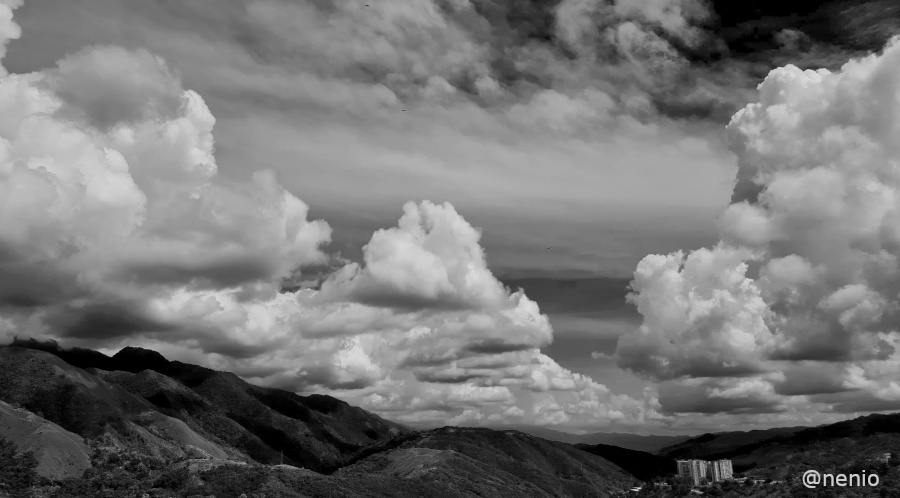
(707, 460, 733, 482)
(677, 459, 710, 486)
(677, 459, 732, 485)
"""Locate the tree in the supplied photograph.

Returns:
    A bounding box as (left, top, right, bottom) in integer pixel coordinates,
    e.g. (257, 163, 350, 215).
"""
(0, 436, 39, 493)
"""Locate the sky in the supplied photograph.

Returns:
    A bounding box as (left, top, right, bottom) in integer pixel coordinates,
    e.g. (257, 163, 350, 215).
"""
(1, 0, 900, 435)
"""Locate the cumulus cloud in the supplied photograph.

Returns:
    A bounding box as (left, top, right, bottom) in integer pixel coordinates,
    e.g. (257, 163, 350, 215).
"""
(0, 9, 331, 346)
(313, 201, 512, 312)
(0, 2, 662, 431)
(618, 244, 774, 380)
(117, 201, 656, 429)
(618, 36, 900, 416)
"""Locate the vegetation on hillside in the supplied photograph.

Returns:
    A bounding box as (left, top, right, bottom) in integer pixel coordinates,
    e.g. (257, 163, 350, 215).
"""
(578, 442, 676, 481)
(0, 435, 41, 495)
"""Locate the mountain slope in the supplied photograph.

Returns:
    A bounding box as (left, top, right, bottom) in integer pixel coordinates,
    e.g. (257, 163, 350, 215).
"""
(0, 400, 90, 480)
(334, 427, 638, 497)
(0, 347, 153, 438)
(658, 426, 807, 460)
(718, 413, 900, 476)
(576, 443, 676, 481)
(3, 342, 407, 473)
(0, 342, 655, 497)
(107, 346, 407, 471)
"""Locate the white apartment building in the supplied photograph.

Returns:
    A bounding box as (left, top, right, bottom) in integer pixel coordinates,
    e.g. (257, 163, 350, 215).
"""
(707, 459, 733, 482)
(677, 459, 708, 486)
(677, 459, 733, 485)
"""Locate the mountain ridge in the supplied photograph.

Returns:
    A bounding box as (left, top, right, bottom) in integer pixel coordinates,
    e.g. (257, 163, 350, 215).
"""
(502, 425, 692, 453)
(0, 341, 647, 497)
(0, 342, 406, 473)
(658, 426, 812, 461)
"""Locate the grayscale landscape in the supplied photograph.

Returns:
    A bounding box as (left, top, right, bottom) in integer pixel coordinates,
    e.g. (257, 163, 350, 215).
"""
(2, 0, 900, 497)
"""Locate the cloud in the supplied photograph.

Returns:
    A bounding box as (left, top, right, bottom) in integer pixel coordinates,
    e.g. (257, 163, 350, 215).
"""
(313, 201, 513, 312)
(617, 245, 774, 381)
(618, 36, 900, 417)
(47, 46, 184, 130)
(0, 18, 331, 347)
(774, 29, 811, 53)
(3, 0, 740, 287)
(555, 0, 709, 53)
(0, 3, 664, 430)
(657, 377, 788, 415)
(0, 0, 22, 66)
(591, 350, 614, 360)
(549, 0, 750, 123)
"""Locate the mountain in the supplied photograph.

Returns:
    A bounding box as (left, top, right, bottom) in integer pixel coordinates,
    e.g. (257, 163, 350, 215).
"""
(505, 425, 691, 453)
(653, 413, 900, 478)
(64, 427, 640, 498)
(576, 443, 676, 481)
(0, 343, 405, 473)
(0, 342, 647, 497)
(717, 413, 900, 477)
(658, 426, 807, 461)
(0, 346, 158, 439)
(331, 427, 638, 497)
(228, 427, 638, 497)
(0, 400, 90, 480)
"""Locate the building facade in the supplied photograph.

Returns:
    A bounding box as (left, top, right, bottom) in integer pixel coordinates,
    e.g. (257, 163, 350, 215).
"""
(707, 460, 733, 482)
(677, 459, 732, 485)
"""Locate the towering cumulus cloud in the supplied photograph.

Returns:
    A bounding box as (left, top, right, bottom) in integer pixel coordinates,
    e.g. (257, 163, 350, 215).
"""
(0, 1, 657, 430)
(619, 36, 900, 416)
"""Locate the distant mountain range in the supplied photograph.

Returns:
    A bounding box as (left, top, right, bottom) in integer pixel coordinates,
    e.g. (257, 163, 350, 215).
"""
(657, 426, 808, 461)
(503, 426, 692, 454)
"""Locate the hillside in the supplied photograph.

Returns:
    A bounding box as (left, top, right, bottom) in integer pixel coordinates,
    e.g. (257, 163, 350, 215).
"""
(0, 400, 90, 480)
(0, 347, 156, 439)
(0, 343, 648, 497)
(576, 443, 676, 481)
(647, 412, 900, 486)
(658, 426, 807, 461)
(508, 426, 691, 453)
(0, 343, 405, 473)
(723, 413, 900, 477)
(627, 416, 900, 498)
(4, 424, 644, 498)
(330, 427, 638, 497)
